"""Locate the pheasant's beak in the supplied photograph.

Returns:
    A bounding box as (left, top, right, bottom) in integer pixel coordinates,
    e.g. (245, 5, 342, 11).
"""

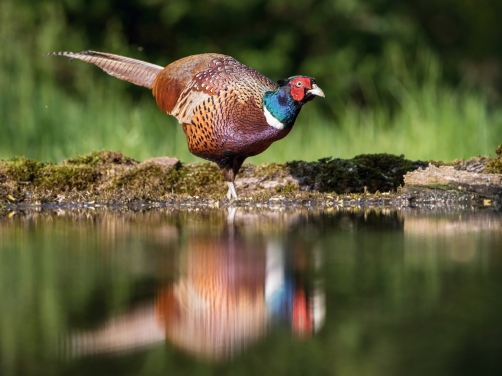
(307, 84, 325, 98)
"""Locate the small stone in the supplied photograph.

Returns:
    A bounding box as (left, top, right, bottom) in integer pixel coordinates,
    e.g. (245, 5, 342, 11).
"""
(140, 157, 180, 168)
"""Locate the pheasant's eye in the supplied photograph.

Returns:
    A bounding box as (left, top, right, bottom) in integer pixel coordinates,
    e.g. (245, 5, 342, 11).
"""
(295, 81, 303, 87)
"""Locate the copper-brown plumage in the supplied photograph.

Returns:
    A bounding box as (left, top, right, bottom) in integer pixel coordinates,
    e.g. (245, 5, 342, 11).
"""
(48, 50, 324, 198)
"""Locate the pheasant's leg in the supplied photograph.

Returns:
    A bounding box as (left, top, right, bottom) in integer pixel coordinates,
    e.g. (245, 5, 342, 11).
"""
(226, 182, 238, 199)
(221, 156, 246, 200)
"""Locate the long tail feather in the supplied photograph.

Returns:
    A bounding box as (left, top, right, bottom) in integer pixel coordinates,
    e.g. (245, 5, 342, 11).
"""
(46, 50, 164, 89)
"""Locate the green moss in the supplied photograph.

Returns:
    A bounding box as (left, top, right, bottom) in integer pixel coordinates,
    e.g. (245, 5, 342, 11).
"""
(287, 153, 419, 193)
(352, 154, 415, 191)
(254, 163, 286, 178)
(176, 163, 225, 196)
(110, 161, 225, 198)
(64, 150, 138, 167)
(111, 163, 175, 199)
(3, 157, 46, 183)
(35, 165, 100, 191)
(485, 143, 502, 173)
(448, 159, 465, 167)
(275, 183, 297, 194)
(486, 159, 502, 173)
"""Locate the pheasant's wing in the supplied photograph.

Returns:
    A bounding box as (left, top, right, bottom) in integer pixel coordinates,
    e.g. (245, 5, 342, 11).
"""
(47, 51, 164, 89)
(153, 54, 278, 125)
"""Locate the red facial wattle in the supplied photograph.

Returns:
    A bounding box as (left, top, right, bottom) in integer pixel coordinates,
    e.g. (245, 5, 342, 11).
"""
(290, 77, 312, 101)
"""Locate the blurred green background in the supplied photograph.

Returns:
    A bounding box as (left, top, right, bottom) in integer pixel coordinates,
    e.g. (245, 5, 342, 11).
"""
(1, 0, 501, 164)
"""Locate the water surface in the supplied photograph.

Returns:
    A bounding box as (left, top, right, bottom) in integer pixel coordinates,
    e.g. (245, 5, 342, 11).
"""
(1, 206, 501, 376)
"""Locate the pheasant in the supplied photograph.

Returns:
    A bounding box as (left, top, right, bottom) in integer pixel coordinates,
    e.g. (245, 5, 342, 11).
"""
(48, 51, 324, 199)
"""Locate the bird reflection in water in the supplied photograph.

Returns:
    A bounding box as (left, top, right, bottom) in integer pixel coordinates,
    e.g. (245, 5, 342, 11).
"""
(68, 209, 325, 361)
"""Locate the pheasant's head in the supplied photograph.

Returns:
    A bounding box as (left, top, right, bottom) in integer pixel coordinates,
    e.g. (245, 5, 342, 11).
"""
(280, 76, 325, 103)
(263, 76, 324, 130)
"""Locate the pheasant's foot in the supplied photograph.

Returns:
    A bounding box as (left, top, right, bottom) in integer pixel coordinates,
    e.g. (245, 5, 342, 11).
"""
(226, 182, 238, 200)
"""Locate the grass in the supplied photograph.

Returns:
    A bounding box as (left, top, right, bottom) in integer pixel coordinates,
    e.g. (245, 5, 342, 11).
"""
(0, 1, 501, 165)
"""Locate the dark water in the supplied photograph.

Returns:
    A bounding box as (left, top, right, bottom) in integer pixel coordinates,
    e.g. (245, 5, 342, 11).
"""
(0, 206, 501, 376)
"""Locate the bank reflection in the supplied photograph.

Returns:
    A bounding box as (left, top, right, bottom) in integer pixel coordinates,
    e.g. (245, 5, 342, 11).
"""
(68, 211, 324, 361)
(402, 209, 502, 266)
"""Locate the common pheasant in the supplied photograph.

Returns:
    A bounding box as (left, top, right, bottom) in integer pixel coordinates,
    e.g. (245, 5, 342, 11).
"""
(48, 51, 325, 199)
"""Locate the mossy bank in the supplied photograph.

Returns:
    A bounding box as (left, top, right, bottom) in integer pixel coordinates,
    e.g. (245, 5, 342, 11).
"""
(1, 146, 501, 210)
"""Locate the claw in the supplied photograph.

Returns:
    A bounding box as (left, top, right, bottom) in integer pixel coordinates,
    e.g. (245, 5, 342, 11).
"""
(226, 182, 238, 200)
